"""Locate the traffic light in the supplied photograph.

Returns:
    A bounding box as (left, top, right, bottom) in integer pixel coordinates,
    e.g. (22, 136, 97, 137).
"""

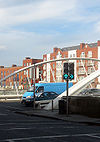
(63, 63, 68, 80)
(69, 63, 74, 80)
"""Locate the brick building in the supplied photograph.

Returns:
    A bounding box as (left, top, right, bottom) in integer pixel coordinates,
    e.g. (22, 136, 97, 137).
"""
(43, 40, 100, 88)
(0, 57, 43, 89)
(23, 57, 43, 89)
(0, 65, 23, 89)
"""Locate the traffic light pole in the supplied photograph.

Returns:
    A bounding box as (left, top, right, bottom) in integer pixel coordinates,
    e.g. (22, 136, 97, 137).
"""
(66, 79, 69, 116)
(33, 65, 35, 110)
(63, 62, 74, 116)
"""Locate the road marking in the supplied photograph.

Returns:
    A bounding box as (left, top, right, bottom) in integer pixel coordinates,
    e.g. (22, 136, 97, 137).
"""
(4, 133, 100, 141)
(0, 113, 8, 115)
(6, 127, 32, 130)
(0, 126, 75, 131)
(0, 122, 70, 127)
(0, 123, 16, 126)
(87, 134, 100, 139)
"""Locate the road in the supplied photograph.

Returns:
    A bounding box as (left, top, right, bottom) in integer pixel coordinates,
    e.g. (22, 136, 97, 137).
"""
(0, 102, 100, 142)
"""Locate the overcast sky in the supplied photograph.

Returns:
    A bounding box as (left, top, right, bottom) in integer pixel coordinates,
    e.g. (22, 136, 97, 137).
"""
(0, 0, 100, 66)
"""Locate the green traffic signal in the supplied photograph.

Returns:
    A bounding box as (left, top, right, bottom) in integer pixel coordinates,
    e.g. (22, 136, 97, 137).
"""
(64, 74, 68, 79)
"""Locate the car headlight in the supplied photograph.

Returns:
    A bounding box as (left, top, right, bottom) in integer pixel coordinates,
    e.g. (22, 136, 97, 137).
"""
(26, 96, 32, 98)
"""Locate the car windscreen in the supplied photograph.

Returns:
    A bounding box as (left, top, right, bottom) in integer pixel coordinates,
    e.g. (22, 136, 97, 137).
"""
(27, 86, 38, 92)
(36, 86, 44, 93)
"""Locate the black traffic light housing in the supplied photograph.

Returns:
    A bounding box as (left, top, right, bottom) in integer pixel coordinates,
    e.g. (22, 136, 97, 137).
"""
(63, 62, 74, 80)
(63, 63, 68, 80)
(68, 63, 74, 80)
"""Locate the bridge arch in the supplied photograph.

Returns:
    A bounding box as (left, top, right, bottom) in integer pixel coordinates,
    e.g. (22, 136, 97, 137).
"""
(0, 57, 100, 83)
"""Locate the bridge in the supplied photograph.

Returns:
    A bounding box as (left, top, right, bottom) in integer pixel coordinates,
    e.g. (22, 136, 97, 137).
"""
(0, 57, 100, 106)
(45, 69, 100, 109)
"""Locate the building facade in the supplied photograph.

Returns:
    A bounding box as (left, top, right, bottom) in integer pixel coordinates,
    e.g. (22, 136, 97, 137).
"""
(0, 57, 43, 89)
(0, 65, 23, 89)
(43, 40, 100, 88)
(23, 57, 43, 89)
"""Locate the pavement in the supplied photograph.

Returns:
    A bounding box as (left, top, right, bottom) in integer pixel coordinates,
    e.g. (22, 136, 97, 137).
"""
(15, 109, 100, 125)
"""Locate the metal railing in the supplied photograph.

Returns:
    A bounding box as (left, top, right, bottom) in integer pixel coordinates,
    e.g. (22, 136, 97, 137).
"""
(0, 94, 23, 101)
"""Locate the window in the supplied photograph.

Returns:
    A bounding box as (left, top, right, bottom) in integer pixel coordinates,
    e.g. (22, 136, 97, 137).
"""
(56, 76, 62, 82)
(64, 55, 66, 58)
(17, 73, 19, 81)
(88, 51, 92, 58)
(43, 71, 46, 77)
(56, 61, 62, 68)
(81, 52, 85, 57)
(73, 54, 75, 57)
(78, 68, 85, 74)
(53, 64, 55, 69)
(88, 67, 94, 74)
(13, 75, 16, 81)
(56, 70, 62, 76)
(79, 76, 84, 81)
(7, 71, 9, 74)
(36, 86, 44, 93)
(56, 51, 62, 59)
(4, 71, 6, 77)
(1, 71, 3, 78)
(44, 57, 46, 61)
(24, 70, 26, 75)
(24, 63, 26, 66)
(43, 65, 46, 70)
(87, 60, 94, 66)
(70, 54, 72, 58)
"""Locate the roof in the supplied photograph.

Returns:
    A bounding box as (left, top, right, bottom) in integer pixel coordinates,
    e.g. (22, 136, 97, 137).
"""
(61, 45, 80, 51)
(87, 42, 97, 48)
(61, 42, 98, 52)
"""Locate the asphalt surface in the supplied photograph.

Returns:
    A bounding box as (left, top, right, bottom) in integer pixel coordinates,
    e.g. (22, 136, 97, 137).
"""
(0, 102, 100, 142)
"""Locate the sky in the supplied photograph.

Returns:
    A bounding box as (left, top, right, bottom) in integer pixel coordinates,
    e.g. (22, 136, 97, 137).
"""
(0, 0, 100, 67)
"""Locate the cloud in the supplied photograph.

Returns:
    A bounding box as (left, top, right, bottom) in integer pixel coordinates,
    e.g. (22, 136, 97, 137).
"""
(0, 45, 7, 50)
(0, 0, 77, 28)
(0, 0, 100, 66)
(0, 0, 99, 30)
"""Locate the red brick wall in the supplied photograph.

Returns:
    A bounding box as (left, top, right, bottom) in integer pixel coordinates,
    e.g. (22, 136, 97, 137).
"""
(0, 57, 43, 89)
(43, 41, 99, 88)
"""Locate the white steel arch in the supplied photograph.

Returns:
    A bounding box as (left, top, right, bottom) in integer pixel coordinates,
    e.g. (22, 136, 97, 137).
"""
(0, 57, 100, 83)
(45, 69, 100, 110)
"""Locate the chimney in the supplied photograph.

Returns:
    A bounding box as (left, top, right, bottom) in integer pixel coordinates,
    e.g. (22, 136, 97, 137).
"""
(12, 64, 17, 67)
(97, 40, 100, 46)
(25, 57, 30, 59)
(53, 47, 58, 52)
(80, 43, 85, 49)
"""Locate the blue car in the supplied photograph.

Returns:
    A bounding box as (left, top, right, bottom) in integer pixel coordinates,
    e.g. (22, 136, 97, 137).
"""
(21, 82, 73, 106)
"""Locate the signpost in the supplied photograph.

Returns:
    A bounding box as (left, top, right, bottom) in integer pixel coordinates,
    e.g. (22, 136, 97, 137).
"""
(63, 62, 74, 116)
